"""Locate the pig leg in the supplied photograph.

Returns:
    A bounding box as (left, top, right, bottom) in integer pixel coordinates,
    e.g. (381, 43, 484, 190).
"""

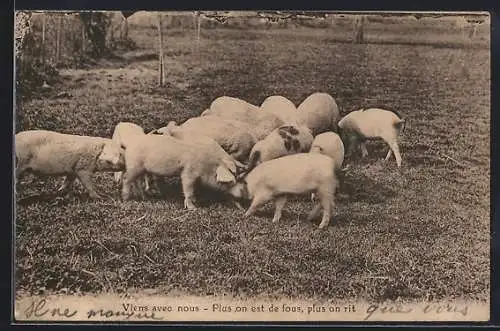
(76, 170, 101, 199)
(132, 177, 146, 201)
(360, 141, 369, 158)
(386, 139, 402, 167)
(121, 168, 142, 201)
(144, 174, 158, 195)
(180, 170, 197, 210)
(381, 133, 402, 167)
(144, 174, 150, 191)
(57, 174, 76, 193)
(384, 149, 393, 161)
(244, 190, 273, 218)
(346, 134, 359, 159)
(271, 196, 288, 223)
(306, 203, 322, 221)
(113, 171, 123, 184)
(156, 176, 169, 196)
(317, 186, 334, 229)
(15, 162, 29, 180)
(318, 196, 333, 229)
(392, 143, 402, 168)
(232, 200, 245, 211)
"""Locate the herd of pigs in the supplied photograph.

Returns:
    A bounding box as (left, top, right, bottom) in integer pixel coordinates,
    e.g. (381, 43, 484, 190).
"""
(15, 92, 405, 229)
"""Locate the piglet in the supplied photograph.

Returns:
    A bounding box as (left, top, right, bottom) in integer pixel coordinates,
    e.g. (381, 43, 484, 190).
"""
(228, 153, 338, 229)
(338, 108, 405, 167)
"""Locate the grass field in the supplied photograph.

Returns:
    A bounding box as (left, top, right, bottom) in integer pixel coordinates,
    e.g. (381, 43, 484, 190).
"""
(15, 19, 490, 303)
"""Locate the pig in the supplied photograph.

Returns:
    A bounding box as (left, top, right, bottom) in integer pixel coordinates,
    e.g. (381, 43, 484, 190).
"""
(111, 122, 145, 184)
(309, 131, 345, 172)
(337, 108, 405, 167)
(201, 96, 284, 140)
(246, 124, 314, 171)
(15, 130, 124, 199)
(152, 116, 257, 162)
(260, 95, 299, 124)
(309, 131, 345, 200)
(297, 92, 340, 135)
(228, 153, 339, 229)
(121, 134, 246, 209)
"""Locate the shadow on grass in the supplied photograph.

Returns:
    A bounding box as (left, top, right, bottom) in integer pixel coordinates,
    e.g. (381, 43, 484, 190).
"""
(138, 178, 236, 208)
(17, 193, 61, 206)
(16, 190, 111, 206)
(331, 211, 375, 227)
(403, 143, 447, 167)
(340, 172, 397, 204)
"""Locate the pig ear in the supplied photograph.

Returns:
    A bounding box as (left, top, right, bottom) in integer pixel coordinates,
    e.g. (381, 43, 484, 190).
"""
(234, 160, 249, 176)
(99, 143, 119, 164)
(155, 121, 177, 136)
(246, 150, 260, 172)
(234, 159, 246, 169)
(216, 165, 236, 183)
(97, 143, 109, 161)
(221, 158, 237, 175)
(165, 121, 177, 130)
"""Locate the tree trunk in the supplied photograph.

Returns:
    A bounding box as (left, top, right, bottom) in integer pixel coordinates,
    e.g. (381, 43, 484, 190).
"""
(41, 14, 46, 63)
(192, 11, 198, 53)
(79, 11, 110, 58)
(123, 18, 129, 39)
(82, 24, 86, 52)
(56, 15, 63, 62)
(14, 11, 32, 59)
(354, 15, 366, 44)
(157, 13, 165, 86)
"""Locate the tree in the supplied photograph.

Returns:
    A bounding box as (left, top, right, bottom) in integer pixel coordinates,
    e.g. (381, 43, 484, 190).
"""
(354, 15, 366, 44)
(120, 11, 135, 40)
(79, 11, 112, 58)
(14, 11, 32, 60)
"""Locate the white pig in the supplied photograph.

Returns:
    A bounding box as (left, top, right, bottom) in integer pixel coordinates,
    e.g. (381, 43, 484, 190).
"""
(228, 153, 338, 229)
(121, 134, 246, 209)
(111, 122, 145, 184)
(201, 96, 284, 140)
(152, 116, 257, 162)
(337, 108, 405, 167)
(309, 131, 345, 201)
(297, 92, 340, 135)
(246, 124, 314, 171)
(15, 130, 124, 199)
(260, 95, 299, 124)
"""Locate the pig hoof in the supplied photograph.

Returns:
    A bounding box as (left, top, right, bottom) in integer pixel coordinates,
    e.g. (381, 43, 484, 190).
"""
(233, 201, 244, 210)
(184, 201, 197, 210)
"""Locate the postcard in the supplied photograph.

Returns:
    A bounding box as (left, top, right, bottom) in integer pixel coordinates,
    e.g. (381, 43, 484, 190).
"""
(13, 10, 490, 323)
